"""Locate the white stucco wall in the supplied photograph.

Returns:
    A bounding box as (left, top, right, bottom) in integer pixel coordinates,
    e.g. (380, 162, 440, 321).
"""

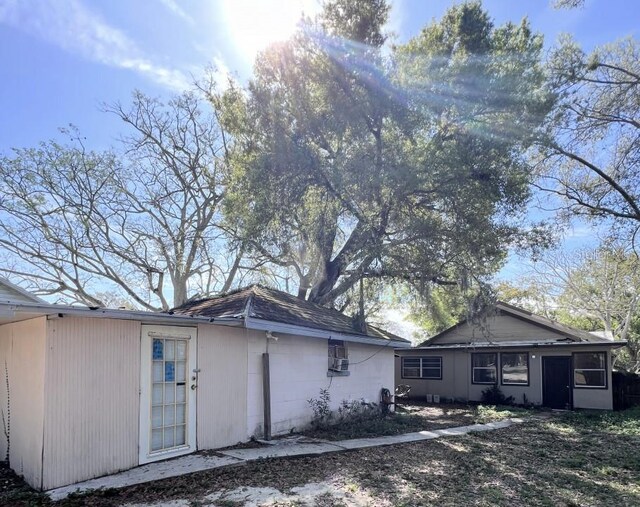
(247, 330, 395, 437)
(0, 317, 47, 489)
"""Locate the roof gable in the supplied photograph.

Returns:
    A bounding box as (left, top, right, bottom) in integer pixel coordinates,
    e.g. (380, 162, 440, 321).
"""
(419, 301, 605, 347)
(171, 285, 409, 344)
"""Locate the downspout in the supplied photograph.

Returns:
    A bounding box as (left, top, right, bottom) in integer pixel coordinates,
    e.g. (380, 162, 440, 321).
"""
(243, 294, 272, 441)
(262, 341, 272, 441)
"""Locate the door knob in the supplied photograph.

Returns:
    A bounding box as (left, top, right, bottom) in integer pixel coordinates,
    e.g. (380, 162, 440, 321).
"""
(191, 384, 197, 390)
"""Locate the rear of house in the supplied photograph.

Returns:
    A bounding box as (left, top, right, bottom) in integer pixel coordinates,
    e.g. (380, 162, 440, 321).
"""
(0, 285, 409, 491)
(395, 302, 624, 410)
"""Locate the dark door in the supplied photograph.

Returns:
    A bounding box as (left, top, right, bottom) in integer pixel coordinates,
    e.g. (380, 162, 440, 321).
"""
(542, 356, 572, 409)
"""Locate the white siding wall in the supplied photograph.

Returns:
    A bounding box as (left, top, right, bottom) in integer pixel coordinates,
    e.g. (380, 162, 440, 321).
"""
(0, 317, 46, 488)
(42, 318, 141, 490)
(247, 330, 395, 437)
(435, 314, 571, 344)
(196, 324, 248, 449)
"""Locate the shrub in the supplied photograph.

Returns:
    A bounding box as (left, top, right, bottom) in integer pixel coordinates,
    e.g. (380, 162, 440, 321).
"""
(337, 398, 380, 423)
(307, 389, 331, 428)
(481, 385, 514, 405)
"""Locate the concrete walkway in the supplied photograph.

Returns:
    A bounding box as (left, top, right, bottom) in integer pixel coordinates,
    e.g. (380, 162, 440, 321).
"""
(47, 417, 526, 501)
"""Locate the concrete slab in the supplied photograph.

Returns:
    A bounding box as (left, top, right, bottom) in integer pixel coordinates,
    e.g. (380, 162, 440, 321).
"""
(47, 453, 242, 501)
(220, 441, 345, 460)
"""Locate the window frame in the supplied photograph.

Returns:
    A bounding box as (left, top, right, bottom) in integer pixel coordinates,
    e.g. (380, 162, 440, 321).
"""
(573, 351, 608, 390)
(401, 356, 443, 380)
(500, 351, 530, 386)
(471, 352, 498, 385)
(328, 339, 349, 375)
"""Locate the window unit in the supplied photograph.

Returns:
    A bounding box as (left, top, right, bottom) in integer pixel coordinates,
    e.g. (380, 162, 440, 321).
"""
(472, 353, 497, 384)
(328, 339, 349, 374)
(573, 352, 607, 389)
(401, 356, 442, 380)
(501, 352, 529, 386)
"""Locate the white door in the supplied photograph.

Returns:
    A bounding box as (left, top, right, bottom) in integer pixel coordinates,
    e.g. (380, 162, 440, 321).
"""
(139, 325, 197, 464)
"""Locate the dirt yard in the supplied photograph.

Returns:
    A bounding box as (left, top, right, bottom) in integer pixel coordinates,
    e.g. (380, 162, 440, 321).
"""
(2, 405, 639, 506)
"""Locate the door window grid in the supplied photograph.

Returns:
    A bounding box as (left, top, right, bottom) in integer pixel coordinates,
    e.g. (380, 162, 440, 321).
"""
(151, 337, 188, 452)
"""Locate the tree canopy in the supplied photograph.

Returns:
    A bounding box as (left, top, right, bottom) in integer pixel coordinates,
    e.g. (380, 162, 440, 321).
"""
(535, 36, 640, 244)
(221, 0, 552, 307)
(0, 92, 246, 309)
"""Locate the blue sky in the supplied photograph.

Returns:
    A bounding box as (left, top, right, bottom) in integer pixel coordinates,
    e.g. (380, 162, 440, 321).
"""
(0, 0, 638, 281)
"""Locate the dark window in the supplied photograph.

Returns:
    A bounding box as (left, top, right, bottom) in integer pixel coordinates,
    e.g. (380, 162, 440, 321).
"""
(401, 357, 442, 379)
(574, 352, 607, 388)
(501, 352, 529, 385)
(472, 353, 497, 384)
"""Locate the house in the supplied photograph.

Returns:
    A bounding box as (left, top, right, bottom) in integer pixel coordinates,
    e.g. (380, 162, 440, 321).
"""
(395, 301, 625, 411)
(0, 283, 410, 491)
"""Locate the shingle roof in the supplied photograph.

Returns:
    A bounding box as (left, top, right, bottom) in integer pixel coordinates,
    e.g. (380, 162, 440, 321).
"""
(171, 285, 410, 344)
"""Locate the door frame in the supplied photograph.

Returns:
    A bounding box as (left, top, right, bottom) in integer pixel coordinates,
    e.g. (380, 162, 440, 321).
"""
(139, 325, 198, 464)
(542, 355, 573, 410)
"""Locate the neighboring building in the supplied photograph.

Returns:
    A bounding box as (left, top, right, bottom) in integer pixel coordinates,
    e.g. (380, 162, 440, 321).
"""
(395, 301, 625, 411)
(0, 285, 409, 491)
(0, 276, 45, 304)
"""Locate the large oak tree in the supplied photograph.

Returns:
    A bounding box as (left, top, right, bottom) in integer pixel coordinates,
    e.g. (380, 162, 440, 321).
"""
(222, 0, 553, 307)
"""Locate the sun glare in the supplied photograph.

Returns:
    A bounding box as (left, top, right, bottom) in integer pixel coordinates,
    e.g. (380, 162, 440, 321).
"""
(221, 0, 319, 63)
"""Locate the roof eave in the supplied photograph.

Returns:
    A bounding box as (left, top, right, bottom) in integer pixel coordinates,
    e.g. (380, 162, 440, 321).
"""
(398, 340, 628, 351)
(0, 302, 243, 327)
(245, 316, 411, 347)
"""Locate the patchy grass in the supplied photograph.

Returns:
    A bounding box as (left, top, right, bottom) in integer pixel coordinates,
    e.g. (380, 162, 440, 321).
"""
(4, 407, 640, 506)
(303, 402, 534, 441)
(473, 404, 533, 423)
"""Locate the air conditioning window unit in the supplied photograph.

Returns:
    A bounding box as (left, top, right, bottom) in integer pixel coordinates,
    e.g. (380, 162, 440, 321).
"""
(329, 357, 349, 372)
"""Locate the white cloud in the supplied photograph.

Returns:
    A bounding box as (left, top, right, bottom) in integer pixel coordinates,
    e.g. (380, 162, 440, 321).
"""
(0, 0, 190, 91)
(158, 0, 195, 25)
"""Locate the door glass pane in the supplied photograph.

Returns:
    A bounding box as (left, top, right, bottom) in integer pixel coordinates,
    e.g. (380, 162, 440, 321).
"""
(164, 405, 176, 426)
(176, 425, 186, 445)
(152, 384, 163, 405)
(153, 361, 163, 382)
(151, 429, 163, 451)
(177, 341, 187, 360)
(152, 406, 163, 429)
(176, 361, 186, 382)
(176, 385, 186, 403)
(165, 361, 175, 381)
(164, 427, 175, 448)
(165, 340, 175, 360)
(176, 403, 186, 424)
(164, 384, 175, 403)
(152, 339, 163, 360)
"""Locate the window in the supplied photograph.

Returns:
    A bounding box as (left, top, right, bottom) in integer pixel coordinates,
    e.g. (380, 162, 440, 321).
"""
(472, 353, 497, 384)
(501, 352, 529, 385)
(574, 352, 607, 388)
(401, 357, 442, 379)
(328, 339, 349, 373)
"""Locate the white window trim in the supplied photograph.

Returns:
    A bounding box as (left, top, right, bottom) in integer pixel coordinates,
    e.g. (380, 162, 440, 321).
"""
(573, 351, 607, 389)
(472, 352, 498, 385)
(401, 356, 442, 380)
